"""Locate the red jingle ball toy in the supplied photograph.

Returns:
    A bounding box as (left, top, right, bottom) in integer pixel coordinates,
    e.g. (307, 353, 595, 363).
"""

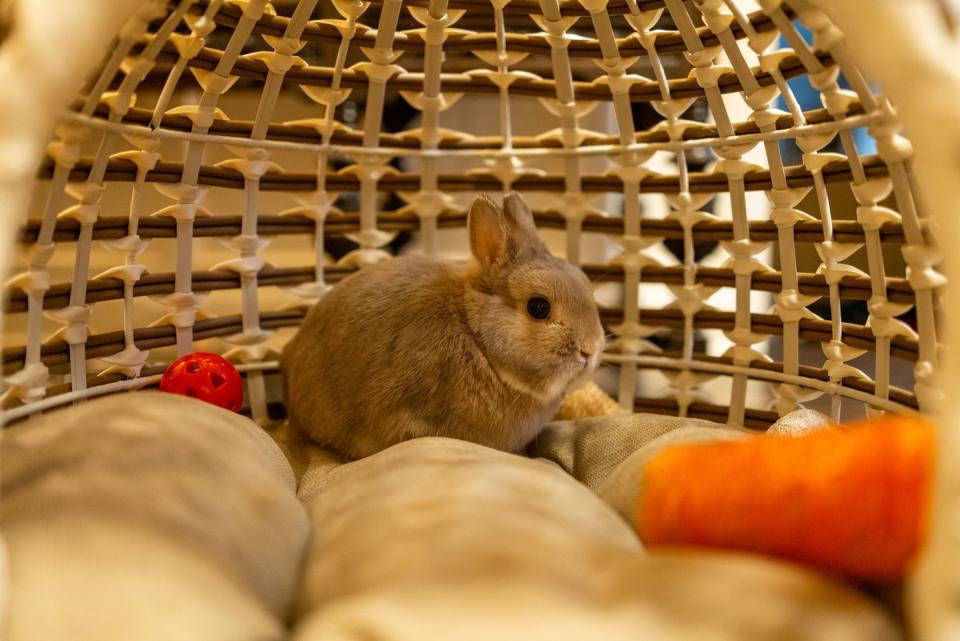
(159, 352, 244, 412)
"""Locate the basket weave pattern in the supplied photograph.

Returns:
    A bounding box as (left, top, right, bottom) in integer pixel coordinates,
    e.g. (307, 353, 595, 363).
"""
(0, 0, 943, 428)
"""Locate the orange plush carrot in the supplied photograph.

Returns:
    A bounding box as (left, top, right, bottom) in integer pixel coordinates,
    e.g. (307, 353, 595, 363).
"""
(638, 415, 935, 582)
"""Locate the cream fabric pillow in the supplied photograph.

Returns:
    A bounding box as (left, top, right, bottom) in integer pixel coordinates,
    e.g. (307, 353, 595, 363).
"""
(296, 436, 640, 613)
(1, 392, 309, 641)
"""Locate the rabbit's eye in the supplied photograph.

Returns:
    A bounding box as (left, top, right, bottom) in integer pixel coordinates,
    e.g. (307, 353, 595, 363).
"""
(527, 296, 551, 320)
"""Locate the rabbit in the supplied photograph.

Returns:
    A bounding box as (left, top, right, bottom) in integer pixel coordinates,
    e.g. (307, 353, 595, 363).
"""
(281, 192, 605, 460)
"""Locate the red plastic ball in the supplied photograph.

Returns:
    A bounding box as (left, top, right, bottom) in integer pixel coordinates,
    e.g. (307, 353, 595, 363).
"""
(159, 352, 244, 412)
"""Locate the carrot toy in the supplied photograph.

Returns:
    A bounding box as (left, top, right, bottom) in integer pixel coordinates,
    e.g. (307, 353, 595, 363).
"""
(638, 415, 935, 582)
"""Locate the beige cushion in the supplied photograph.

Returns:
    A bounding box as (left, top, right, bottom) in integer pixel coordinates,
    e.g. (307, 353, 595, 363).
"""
(2, 516, 284, 641)
(295, 436, 641, 614)
(1, 392, 309, 641)
(529, 413, 746, 491)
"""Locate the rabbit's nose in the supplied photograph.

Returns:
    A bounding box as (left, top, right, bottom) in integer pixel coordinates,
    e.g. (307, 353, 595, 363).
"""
(579, 350, 593, 361)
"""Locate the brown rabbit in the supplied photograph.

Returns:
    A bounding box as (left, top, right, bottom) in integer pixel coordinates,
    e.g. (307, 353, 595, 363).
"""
(281, 192, 605, 459)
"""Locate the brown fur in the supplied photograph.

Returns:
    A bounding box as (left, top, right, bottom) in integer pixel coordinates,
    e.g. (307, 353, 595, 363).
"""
(281, 192, 604, 459)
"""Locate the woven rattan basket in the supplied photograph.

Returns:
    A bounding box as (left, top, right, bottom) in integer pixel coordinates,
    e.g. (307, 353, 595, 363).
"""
(1, 0, 959, 635)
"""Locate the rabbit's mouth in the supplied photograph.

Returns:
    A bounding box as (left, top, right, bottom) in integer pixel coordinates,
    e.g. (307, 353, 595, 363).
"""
(572, 345, 601, 372)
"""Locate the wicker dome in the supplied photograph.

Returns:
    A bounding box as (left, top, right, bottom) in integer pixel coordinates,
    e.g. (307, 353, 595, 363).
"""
(0, 0, 942, 430)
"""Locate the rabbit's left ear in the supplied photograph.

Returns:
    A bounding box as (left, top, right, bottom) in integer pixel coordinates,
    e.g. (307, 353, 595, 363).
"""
(501, 191, 548, 259)
(469, 194, 508, 269)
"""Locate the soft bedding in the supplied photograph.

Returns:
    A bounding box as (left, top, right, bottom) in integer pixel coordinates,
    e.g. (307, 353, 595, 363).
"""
(1, 393, 897, 641)
(0, 392, 309, 641)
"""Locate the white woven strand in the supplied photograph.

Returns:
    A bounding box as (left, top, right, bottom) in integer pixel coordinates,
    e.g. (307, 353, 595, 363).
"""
(2, 124, 83, 406)
(535, 0, 589, 265)
(78, 0, 167, 118)
(287, 0, 370, 304)
(401, 1, 461, 257)
(53, 5, 164, 394)
(227, 0, 320, 426)
(93, 2, 193, 382)
(604, 352, 923, 419)
(150, 0, 224, 128)
(61, 105, 882, 158)
(339, 0, 403, 268)
(613, 4, 668, 410)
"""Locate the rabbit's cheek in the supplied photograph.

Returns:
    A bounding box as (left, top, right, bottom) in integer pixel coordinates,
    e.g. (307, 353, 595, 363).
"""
(541, 372, 573, 402)
(564, 368, 593, 395)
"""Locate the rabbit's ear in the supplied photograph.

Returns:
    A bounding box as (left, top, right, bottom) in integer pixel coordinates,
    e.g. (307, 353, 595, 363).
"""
(468, 194, 508, 268)
(502, 192, 548, 257)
